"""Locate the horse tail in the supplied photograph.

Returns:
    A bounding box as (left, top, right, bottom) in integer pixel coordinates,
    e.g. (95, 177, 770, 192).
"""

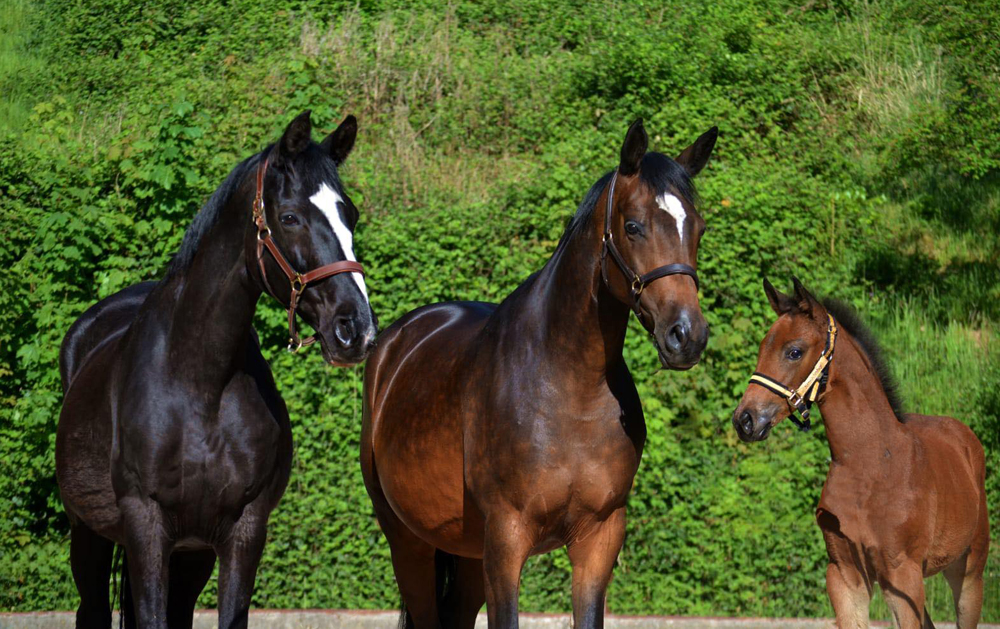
(109, 545, 128, 629)
(396, 549, 459, 629)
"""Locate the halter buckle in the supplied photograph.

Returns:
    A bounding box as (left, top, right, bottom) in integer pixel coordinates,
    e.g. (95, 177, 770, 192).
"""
(287, 337, 304, 353)
(631, 276, 645, 297)
(291, 274, 304, 293)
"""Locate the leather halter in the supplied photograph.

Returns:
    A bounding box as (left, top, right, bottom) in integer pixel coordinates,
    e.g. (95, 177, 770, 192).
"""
(252, 155, 366, 352)
(748, 313, 838, 431)
(600, 170, 699, 321)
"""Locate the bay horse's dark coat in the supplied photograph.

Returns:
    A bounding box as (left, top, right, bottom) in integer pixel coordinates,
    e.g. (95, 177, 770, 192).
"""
(733, 279, 989, 629)
(361, 121, 718, 629)
(56, 111, 376, 629)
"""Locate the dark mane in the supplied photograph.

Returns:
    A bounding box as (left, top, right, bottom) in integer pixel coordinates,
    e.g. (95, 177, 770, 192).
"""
(822, 298, 907, 423)
(561, 152, 696, 245)
(164, 151, 263, 278)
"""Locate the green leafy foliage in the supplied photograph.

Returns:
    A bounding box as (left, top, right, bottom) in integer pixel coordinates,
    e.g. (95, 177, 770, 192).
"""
(1, 0, 998, 620)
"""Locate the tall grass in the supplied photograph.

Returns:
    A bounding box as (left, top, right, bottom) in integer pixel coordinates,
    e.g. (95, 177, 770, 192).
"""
(864, 298, 997, 622)
(0, 0, 45, 132)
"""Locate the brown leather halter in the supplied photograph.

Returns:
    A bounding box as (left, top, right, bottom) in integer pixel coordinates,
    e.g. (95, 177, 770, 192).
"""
(600, 170, 700, 321)
(252, 155, 366, 352)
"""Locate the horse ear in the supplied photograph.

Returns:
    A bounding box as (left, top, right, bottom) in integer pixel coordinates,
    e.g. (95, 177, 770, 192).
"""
(763, 277, 796, 315)
(791, 276, 820, 316)
(321, 114, 357, 166)
(619, 119, 648, 176)
(675, 126, 718, 177)
(278, 110, 313, 160)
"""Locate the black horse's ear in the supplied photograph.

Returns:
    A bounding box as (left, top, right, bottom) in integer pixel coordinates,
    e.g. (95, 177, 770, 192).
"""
(619, 119, 648, 176)
(763, 277, 797, 315)
(278, 110, 313, 161)
(791, 276, 820, 316)
(321, 115, 357, 166)
(676, 126, 718, 177)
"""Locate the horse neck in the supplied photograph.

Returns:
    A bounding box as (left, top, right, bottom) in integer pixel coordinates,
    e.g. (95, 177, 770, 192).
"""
(157, 185, 261, 381)
(523, 192, 633, 382)
(817, 331, 906, 466)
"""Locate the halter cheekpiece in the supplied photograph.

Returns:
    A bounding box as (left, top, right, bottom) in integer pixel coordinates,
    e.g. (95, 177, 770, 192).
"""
(748, 313, 838, 431)
(253, 154, 366, 352)
(600, 170, 699, 321)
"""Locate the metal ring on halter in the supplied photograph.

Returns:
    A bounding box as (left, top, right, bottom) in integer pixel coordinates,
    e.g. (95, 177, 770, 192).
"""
(287, 337, 304, 353)
(257, 226, 271, 240)
(631, 276, 644, 297)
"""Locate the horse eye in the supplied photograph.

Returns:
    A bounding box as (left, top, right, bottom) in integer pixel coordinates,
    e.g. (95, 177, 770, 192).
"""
(787, 347, 803, 361)
(625, 221, 641, 235)
(279, 213, 299, 226)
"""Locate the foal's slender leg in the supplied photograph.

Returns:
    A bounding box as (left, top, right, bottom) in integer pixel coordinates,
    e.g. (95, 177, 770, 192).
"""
(566, 508, 626, 629)
(826, 562, 870, 629)
(70, 523, 115, 628)
(945, 555, 984, 629)
(215, 516, 267, 629)
(881, 563, 926, 629)
(121, 498, 172, 629)
(166, 549, 216, 629)
(482, 514, 532, 629)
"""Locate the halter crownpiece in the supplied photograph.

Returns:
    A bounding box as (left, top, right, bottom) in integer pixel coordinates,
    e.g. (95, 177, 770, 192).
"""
(748, 313, 838, 431)
(252, 154, 366, 353)
(600, 170, 699, 322)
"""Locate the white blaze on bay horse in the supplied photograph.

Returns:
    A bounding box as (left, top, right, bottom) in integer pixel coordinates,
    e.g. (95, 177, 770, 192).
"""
(656, 192, 686, 242)
(55, 110, 376, 629)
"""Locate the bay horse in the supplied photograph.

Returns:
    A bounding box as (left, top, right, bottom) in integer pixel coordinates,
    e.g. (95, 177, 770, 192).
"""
(56, 110, 377, 629)
(361, 120, 718, 629)
(732, 278, 989, 629)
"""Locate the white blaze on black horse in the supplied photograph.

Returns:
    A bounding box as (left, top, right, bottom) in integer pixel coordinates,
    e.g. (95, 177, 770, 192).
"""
(361, 120, 718, 629)
(56, 111, 375, 629)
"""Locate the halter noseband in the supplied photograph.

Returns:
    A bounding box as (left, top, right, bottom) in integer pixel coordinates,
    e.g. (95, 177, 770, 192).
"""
(600, 170, 699, 321)
(748, 313, 838, 431)
(253, 155, 366, 352)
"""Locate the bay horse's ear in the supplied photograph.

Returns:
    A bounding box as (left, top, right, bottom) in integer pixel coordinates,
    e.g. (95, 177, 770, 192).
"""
(791, 276, 820, 316)
(278, 110, 313, 160)
(321, 114, 357, 166)
(763, 277, 796, 315)
(619, 119, 648, 176)
(675, 126, 719, 177)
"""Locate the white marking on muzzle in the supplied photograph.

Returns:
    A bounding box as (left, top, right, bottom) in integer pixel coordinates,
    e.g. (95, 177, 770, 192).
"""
(309, 183, 369, 302)
(656, 193, 686, 242)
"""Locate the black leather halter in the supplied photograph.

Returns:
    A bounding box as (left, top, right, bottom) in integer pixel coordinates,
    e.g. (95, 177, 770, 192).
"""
(600, 170, 699, 321)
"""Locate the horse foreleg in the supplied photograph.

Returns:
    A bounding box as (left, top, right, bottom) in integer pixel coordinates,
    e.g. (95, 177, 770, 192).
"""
(566, 508, 626, 629)
(166, 549, 216, 629)
(881, 563, 926, 629)
(215, 516, 267, 629)
(826, 561, 870, 629)
(945, 552, 985, 629)
(482, 513, 532, 629)
(120, 497, 172, 629)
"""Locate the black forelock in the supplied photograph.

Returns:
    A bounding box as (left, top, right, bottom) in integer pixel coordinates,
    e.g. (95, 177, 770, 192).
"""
(822, 298, 907, 423)
(562, 152, 696, 245)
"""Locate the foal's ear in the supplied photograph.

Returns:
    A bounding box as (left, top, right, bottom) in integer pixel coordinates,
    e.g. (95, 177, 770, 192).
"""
(791, 276, 821, 317)
(619, 119, 648, 176)
(278, 110, 313, 160)
(676, 126, 718, 177)
(763, 277, 797, 315)
(321, 114, 357, 166)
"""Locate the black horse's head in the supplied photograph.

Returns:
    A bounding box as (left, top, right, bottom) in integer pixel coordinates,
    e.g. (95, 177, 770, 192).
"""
(604, 120, 718, 370)
(255, 111, 377, 365)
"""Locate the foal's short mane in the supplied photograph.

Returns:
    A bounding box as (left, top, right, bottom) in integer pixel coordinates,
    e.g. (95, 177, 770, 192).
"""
(562, 152, 696, 244)
(164, 152, 262, 278)
(822, 298, 907, 423)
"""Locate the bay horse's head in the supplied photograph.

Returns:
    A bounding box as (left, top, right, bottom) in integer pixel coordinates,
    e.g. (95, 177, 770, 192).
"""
(733, 277, 833, 441)
(603, 120, 718, 370)
(253, 110, 377, 366)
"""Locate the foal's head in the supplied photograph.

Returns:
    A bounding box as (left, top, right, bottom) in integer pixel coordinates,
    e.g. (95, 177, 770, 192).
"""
(733, 278, 830, 441)
(256, 111, 377, 365)
(604, 120, 718, 369)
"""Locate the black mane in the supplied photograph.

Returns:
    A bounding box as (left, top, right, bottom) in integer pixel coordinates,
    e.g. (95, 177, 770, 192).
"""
(562, 152, 696, 244)
(822, 298, 907, 423)
(164, 151, 262, 278)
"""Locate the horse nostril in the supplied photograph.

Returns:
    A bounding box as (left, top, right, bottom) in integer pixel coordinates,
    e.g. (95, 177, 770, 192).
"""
(334, 317, 357, 347)
(666, 321, 689, 352)
(739, 410, 754, 435)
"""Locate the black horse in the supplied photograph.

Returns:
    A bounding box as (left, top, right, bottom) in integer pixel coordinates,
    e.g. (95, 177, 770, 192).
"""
(56, 110, 377, 628)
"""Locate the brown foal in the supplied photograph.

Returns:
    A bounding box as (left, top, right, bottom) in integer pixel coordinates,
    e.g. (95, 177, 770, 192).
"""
(733, 278, 990, 629)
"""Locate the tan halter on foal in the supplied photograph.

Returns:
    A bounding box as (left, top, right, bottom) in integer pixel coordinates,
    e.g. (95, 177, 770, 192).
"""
(252, 155, 366, 352)
(748, 313, 838, 431)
